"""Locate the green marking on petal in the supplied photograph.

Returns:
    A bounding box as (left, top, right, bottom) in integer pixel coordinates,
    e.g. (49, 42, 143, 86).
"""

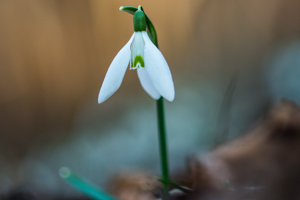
(133, 55, 144, 68)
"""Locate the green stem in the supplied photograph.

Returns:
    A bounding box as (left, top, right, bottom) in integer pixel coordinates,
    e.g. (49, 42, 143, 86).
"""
(156, 97, 170, 195)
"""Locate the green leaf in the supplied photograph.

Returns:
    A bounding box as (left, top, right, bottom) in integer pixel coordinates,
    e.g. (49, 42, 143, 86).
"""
(156, 177, 192, 193)
(119, 6, 137, 15)
(59, 167, 117, 200)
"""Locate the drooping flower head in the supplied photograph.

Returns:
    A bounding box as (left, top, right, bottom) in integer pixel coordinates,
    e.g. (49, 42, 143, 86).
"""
(98, 6, 175, 104)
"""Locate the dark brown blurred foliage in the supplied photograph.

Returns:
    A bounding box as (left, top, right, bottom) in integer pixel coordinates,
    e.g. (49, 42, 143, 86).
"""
(178, 101, 300, 200)
(106, 101, 300, 200)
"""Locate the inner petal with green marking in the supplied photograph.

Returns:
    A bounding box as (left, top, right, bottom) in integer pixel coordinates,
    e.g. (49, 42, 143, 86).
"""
(130, 32, 145, 69)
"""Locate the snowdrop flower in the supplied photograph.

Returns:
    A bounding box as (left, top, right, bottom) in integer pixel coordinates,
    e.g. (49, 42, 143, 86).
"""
(98, 8, 175, 104)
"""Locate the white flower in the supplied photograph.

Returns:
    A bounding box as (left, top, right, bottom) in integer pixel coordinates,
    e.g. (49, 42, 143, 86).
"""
(98, 31, 175, 104)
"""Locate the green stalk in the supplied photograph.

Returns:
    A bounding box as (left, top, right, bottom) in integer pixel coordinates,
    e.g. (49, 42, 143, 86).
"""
(156, 97, 170, 195)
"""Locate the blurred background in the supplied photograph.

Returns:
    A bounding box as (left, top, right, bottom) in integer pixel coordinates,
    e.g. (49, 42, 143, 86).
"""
(1, 0, 300, 198)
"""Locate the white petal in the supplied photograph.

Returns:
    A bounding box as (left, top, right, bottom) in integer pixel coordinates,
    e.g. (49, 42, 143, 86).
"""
(142, 31, 175, 102)
(98, 33, 135, 104)
(137, 68, 161, 100)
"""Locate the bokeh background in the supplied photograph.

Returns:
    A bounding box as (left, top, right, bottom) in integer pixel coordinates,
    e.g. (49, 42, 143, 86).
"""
(1, 0, 300, 197)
